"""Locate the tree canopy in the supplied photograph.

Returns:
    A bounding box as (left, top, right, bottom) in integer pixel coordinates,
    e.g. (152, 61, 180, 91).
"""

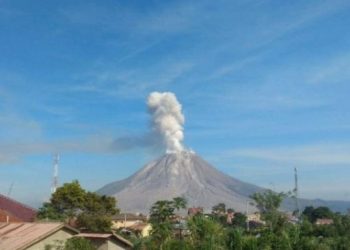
(37, 180, 119, 232)
(133, 194, 350, 250)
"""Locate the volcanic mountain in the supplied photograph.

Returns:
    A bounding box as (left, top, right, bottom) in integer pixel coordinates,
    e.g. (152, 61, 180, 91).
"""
(98, 151, 350, 213)
(98, 151, 262, 213)
(98, 92, 350, 213)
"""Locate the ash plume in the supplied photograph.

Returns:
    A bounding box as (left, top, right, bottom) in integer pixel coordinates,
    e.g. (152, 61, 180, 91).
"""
(147, 92, 185, 153)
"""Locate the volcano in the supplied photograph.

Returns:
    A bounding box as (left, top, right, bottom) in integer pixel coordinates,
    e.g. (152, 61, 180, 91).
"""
(98, 151, 350, 213)
(98, 92, 350, 213)
(98, 151, 263, 213)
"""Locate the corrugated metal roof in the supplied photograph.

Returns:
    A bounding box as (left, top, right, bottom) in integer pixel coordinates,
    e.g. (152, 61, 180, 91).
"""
(112, 213, 146, 221)
(0, 194, 37, 222)
(76, 233, 133, 248)
(0, 223, 76, 250)
(76, 233, 112, 238)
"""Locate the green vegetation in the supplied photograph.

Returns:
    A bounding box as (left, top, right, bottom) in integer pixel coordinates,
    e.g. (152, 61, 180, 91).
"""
(134, 191, 350, 250)
(45, 237, 96, 250)
(64, 237, 97, 250)
(38, 182, 350, 249)
(37, 180, 119, 233)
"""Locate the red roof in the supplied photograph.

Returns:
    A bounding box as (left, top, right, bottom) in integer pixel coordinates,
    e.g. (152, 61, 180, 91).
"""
(0, 194, 37, 222)
(188, 207, 203, 216)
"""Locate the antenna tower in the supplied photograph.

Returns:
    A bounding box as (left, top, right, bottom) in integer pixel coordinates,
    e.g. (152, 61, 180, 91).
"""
(294, 167, 300, 216)
(7, 181, 14, 197)
(51, 154, 59, 194)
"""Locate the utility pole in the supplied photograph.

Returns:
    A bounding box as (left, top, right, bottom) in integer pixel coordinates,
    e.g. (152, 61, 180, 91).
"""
(7, 181, 14, 197)
(294, 167, 300, 217)
(246, 200, 250, 231)
(51, 154, 59, 194)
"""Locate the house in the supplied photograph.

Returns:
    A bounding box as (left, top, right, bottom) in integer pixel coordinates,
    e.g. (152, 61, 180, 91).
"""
(226, 211, 235, 224)
(112, 213, 147, 229)
(187, 207, 203, 216)
(247, 212, 265, 228)
(247, 212, 262, 223)
(172, 219, 190, 238)
(0, 222, 78, 250)
(315, 218, 334, 225)
(76, 233, 133, 250)
(0, 194, 37, 222)
(127, 222, 152, 237)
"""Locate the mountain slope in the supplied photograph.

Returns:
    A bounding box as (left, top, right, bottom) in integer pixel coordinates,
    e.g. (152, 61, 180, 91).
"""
(98, 151, 263, 213)
(98, 151, 350, 213)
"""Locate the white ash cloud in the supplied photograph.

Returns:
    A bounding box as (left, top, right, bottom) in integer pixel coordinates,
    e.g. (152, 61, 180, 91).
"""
(147, 92, 185, 153)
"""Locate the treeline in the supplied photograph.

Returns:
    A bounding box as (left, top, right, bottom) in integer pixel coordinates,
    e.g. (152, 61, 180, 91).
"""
(134, 190, 350, 250)
(37, 181, 350, 250)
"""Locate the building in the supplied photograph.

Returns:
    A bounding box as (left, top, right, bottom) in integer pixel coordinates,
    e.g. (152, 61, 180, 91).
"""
(0, 223, 133, 250)
(112, 213, 147, 229)
(127, 222, 152, 237)
(226, 210, 235, 224)
(315, 218, 334, 225)
(187, 207, 203, 216)
(76, 233, 133, 250)
(0, 222, 78, 250)
(0, 194, 37, 222)
(247, 212, 262, 223)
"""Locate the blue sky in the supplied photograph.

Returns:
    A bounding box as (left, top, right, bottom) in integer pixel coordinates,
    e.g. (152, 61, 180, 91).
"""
(1, 0, 350, 207)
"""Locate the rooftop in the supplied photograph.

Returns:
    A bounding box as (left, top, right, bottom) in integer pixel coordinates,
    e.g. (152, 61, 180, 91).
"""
(0, 222, 78, 250)
(0, 194, 37, 222)
(76, 233, 133, 247)
(112, 213, 147, 221)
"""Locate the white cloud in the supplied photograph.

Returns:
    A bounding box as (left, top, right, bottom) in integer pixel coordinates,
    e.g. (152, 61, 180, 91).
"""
(60, 1, 203, 35)
(305, 52, 350, 85)
(68, 61, 194, 99)
(230, 143, 350, 166)
(0, 133, 161, 165)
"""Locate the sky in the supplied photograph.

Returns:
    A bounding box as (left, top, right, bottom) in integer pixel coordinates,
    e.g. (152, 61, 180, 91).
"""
(1, 0, 350, 207)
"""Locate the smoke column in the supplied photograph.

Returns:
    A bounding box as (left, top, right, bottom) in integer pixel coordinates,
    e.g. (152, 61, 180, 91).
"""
(147, 92, 185, 153)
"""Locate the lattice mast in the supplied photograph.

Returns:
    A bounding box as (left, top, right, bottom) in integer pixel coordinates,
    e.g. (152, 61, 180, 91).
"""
(51, 154, 59, 194)
(294, 167, 300, 216)
(7, 181, 14, 197)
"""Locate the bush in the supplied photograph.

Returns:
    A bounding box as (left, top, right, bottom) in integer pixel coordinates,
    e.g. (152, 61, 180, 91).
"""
(64, 237, 96, 250)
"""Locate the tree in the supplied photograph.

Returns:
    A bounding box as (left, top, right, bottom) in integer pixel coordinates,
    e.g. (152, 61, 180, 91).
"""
(149, 200, 176, 249)
(226, 228, 243, 250)
(250, 189, 288, 213)
(50, 180, 86, 218)
(38, 202, 65, 221)
(251, 190, 289, 232)
(302, 206, 315, 222)
(64, 237, 96, 250)
(77, 192, 119, 232)
(187, 214, 226, 250)
(38, 180, 86, 221)
(212, 203, 226, 214)
(302, 206, 334, 223)
(232, 212, 247, 229)
(227, 208, 235, 214)
(312, 207, 333, 220)
(150, 200, 175, 223)
(172, 196, 187, 211)
(37, 180, 119, 233)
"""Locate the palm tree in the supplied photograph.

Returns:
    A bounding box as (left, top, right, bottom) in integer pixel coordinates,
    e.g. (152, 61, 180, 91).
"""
(149, 200, 176, 250)
(212, 203, 226, 214)
(172, 197, 187, 211)
(187, 215, 226, 250)
(150, 200, 175, 223)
